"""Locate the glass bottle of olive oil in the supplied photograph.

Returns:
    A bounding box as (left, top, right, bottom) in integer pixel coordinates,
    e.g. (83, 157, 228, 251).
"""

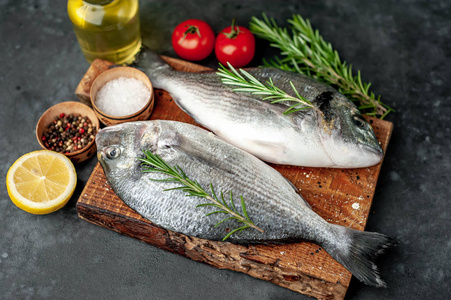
(67, 0, 141, 64)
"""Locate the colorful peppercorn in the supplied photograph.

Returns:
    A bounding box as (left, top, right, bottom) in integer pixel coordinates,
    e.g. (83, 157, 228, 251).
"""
(42, 113, 96, 154)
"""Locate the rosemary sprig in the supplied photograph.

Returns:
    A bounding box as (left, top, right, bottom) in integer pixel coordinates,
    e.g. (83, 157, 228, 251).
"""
(217, 62, 322, 115)
(139, 150, 264, 241)
(249, 13, 394, 119)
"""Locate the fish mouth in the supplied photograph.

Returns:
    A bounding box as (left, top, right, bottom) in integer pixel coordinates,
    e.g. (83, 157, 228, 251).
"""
(97, 151, 104, 161)
(96, 151, 110, 173)
(361, 143, 384, 160)
(96, 126, 116, 174)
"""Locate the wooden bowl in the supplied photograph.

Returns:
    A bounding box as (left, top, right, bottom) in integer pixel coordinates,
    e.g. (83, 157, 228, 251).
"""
(90, 66, 154, 126)
(36, 101, 100, 164)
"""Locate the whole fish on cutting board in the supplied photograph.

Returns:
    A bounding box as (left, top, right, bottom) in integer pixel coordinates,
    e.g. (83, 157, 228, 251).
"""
(133, 48, 383, 168)
(96, 120, 395, 287)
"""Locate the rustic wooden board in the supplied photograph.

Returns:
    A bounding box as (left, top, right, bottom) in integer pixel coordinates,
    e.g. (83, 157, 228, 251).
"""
(76, 57, 393, 300)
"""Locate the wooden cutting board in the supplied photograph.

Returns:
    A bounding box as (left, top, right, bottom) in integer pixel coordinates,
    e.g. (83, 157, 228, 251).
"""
(76, 57, 393, 300)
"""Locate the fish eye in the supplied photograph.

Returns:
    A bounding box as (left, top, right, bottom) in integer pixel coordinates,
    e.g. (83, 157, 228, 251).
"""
(352, 115, 366, 128)
(105, 147, 121, 159)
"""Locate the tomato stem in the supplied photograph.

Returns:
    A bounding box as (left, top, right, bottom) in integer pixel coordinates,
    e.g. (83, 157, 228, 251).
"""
(222, 18, 240, 39)
(181, 25, 201, 43)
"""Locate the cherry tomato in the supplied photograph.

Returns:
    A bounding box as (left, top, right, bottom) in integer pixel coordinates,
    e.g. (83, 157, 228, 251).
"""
(172, 19, 215, 61)
(215, 19, 256, 68)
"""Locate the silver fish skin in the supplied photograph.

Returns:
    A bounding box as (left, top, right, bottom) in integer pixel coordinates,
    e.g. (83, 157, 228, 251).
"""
(133, 48, 383, 168)
(96, 120, 395, 287)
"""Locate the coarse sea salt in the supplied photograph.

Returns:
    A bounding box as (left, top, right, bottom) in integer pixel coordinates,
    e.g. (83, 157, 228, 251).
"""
(95, 77, 150, 116)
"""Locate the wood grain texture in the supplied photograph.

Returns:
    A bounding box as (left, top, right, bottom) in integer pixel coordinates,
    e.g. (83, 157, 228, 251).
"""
(76, 57, 393, 300)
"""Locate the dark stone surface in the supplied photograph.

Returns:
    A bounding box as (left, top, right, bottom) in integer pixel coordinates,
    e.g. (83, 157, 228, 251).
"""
(1, 0, 450, 299)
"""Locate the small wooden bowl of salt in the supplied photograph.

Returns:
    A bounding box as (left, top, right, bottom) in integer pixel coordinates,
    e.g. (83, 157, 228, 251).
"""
(90, 67, 154, 126)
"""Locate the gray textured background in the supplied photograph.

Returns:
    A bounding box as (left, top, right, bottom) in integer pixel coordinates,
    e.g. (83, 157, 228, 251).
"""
(1, 0, 450, 299)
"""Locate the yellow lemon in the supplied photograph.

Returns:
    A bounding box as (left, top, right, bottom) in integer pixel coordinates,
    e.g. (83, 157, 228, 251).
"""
(6, 150, 77, 214)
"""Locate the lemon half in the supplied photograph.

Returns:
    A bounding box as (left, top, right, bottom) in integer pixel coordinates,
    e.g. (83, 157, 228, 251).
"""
(6, 150, 77, 214)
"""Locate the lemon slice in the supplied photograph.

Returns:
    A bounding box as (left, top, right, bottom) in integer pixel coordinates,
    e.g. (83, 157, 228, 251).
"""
(6, 150, 77, 214)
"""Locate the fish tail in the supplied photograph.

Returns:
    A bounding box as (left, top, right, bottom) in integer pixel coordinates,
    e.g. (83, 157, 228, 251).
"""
(323, 224, 397, 287)
(131, 47, 173, 88)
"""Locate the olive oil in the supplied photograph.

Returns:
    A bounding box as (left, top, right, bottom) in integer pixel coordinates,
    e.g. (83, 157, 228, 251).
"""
(67, 0, 141, 64)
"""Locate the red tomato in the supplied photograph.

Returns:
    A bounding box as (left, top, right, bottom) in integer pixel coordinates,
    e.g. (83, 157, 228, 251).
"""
(215, 20, 256, 68)
(172, 19, 215, 61)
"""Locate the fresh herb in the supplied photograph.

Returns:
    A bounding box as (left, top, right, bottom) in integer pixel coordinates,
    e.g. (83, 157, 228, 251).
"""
(139, 150, 264, 241)
(217, 62, 322, 115)
(249, 14, 393, 119)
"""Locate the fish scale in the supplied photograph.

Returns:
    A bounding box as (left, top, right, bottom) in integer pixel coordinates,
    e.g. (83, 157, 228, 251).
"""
(96, 120, 396, 287)
(176, 78, 262, 120)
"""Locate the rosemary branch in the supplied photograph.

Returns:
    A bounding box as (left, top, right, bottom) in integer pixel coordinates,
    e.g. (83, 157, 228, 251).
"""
(217, 62, 322, 115)
(139, 150, 264, 241)
(249, 13, 394, 119)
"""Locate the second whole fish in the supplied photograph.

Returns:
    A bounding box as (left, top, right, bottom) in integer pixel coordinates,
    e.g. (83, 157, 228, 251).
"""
(134, 48, 383, 168)
(96, 120, 395, 287)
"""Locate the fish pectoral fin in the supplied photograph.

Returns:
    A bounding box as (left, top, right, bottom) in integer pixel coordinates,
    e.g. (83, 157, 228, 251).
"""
(165, 132, 237, 177)
(240, 139, 288, 165)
